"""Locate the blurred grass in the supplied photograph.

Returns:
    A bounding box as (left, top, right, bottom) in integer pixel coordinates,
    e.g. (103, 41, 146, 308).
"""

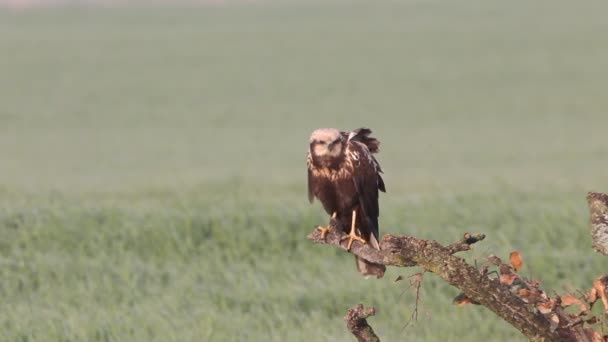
(0, 1, 608, 341)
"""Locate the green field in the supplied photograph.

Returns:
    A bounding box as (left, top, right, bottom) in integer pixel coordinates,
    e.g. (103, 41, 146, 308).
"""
(1, 1, 608, 341)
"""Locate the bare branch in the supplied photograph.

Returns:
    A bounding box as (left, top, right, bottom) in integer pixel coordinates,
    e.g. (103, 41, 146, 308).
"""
(307, 226, 417, 267)
(307, 227, 576, 341)
(446, 233, 486, 254)
(344, 304, 380, 342)
(587, 192, 608, 256)
(309, 191, 608, 341)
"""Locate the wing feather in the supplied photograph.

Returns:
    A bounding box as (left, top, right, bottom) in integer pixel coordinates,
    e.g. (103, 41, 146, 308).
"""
(378, 173, 386, 193)
(343, 128, 380, 153)
(307, 152, 315, 203)
(348, 141, 384, 244)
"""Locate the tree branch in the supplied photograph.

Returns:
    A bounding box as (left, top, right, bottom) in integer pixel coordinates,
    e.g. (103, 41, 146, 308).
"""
(344, 304, 379, 342)
(307, 227, 589, 341)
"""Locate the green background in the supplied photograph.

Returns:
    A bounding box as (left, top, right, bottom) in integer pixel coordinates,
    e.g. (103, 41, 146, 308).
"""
(1, 1, 607, 340)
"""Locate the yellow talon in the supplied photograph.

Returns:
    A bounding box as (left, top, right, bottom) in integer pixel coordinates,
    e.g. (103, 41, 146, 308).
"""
(341, 231, 367, 250)
(317, 212, 337, 239)
(340, 209, 367, 250)
(316, 225, 331, 239)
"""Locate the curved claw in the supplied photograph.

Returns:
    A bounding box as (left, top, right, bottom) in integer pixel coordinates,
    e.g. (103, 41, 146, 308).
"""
(341, 232, 367, 250)
(316, 225, 331, 239)
(317, 212, 337, 240)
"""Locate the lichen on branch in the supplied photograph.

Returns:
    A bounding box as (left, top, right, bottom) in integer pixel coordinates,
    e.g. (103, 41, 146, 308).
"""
(307, 227, 585, 341)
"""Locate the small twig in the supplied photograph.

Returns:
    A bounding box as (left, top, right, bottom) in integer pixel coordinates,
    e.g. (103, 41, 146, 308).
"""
(344, 304, 380, 342)
(403, 272, 425, 329)
(446, 233, 486, 254)
(562, 316, 584, 329)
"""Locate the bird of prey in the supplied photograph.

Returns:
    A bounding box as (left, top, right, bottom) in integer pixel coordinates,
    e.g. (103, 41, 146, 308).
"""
(307, 127, 386, 278)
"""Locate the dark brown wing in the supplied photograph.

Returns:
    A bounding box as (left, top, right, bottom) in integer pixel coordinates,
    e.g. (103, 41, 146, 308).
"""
(344, 128, 385, 193)
(307, 152, 314, 203)
(373, 155, 386, 193)
(348, 141, 384, 243)
(342, 128, 380, 153)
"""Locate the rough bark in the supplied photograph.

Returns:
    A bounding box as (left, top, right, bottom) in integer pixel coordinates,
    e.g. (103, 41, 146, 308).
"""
(307, 228, 592, 342)
(588, 192, 608, 256)
(344, 304, 380, 342)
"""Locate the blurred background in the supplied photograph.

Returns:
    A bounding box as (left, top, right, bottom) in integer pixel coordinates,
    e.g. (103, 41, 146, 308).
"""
(1, 0, 607, 340)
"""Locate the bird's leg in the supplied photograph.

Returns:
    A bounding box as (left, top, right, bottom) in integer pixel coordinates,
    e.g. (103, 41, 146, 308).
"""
(316, 212, 337, 239)
(341, 209, 366, 250)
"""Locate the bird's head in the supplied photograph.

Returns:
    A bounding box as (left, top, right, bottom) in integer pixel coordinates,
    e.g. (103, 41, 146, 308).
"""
(309, 128, 343, 159)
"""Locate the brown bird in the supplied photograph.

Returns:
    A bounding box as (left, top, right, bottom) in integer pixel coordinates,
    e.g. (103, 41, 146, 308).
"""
(307, 127, 386, 278)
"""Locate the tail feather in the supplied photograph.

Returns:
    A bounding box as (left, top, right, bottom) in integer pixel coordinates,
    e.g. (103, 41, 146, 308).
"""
(369, 233, 380, 250)
(355, 256, 386, 279)
(354, 234, 385, 279)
